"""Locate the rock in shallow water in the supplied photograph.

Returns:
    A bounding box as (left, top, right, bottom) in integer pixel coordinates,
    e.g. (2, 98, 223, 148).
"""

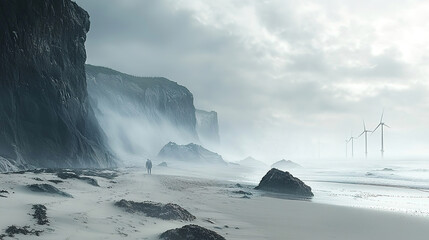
(27, 184, 73, 198)
(115, 199, 195, 221)
(160, 224, 225, 240)
(255, 168, 313, 197)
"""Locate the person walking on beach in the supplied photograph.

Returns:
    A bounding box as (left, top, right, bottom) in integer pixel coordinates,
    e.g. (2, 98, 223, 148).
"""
(146, 159, 152, 175)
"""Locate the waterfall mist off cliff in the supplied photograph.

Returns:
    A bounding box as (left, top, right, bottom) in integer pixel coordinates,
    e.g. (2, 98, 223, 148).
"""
(86, 65, 200, 166)
(90, 101, 198, 165)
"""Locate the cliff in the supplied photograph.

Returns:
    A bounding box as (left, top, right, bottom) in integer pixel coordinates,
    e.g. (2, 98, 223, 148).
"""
(86, 65, 199, 162)
(195, 109, 220, 146)
(0, 0, 116, 171)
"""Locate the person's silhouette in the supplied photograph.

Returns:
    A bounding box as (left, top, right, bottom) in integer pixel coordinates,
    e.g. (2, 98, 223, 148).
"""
(146, 159, 152, 174)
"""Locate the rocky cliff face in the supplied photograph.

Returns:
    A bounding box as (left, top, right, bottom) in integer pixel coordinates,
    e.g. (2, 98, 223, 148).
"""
(86, 65, 198, 162)
(0, 0, 116, 171)
(195, 109, 220, 147)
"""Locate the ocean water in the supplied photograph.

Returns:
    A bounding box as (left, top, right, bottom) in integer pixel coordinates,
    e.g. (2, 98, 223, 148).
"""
(238, 160, 429, 217)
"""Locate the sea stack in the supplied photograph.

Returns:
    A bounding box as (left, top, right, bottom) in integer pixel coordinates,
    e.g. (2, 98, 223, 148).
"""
(158, 142, 226, 165)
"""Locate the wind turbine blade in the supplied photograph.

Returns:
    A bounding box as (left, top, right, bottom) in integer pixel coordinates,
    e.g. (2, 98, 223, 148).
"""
(380, 109, 384, 123)
(384, 124, 391, 128)
(357, 131, 364, 138)
(372, 123, 381, 134)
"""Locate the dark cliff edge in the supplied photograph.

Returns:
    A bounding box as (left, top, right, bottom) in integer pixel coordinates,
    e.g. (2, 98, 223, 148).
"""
(0, 0, 116, 172)
(86, 64, 199, 162)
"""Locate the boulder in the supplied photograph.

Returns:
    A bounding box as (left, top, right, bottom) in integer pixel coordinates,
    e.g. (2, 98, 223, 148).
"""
(160, 224, 225, 240)
(4, 226, 43, 238)
(255, 168, 313, 197)
(115, 199, 195, 221)
(57, 171, 99, 187)
(27, 184, 73, 198)
(232, 190, 253, 196)
(32, 204, 49, 225)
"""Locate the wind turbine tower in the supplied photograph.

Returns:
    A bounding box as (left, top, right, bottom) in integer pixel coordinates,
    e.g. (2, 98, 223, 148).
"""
(345, 138, 349, 158)
(373, 111, 390, 158)
(348, 133, 355, 158)
(358, 120, 372, 158)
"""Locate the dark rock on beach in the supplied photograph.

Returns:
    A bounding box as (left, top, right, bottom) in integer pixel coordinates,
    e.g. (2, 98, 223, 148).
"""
(79, 177, 99, 187)
(232, 190, 253, 196)
(115, 199, 195, 221)
(0, 190, 8, 198)
(4, 226, 43, 238)
(32, 204, 49, 225)
(71, 169, 119, 179)
(255, 168, 313, 197)
(38, 168, 118, 179)
(160, 224, 226, 240)
(57, 172, 99, 186)
(48, 180, 63, 184)
(27, 184, 73, 198)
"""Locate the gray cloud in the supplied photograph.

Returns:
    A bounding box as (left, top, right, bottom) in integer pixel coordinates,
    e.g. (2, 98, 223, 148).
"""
(75, 0, 429, 161)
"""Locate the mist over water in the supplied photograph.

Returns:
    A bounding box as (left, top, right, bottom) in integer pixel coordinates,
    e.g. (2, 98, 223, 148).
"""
(232, 158, 429, 216)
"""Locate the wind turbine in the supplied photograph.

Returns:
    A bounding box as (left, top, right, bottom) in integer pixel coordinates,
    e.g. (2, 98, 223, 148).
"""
(373, 111, 391, 158)
(345, 138, 349, 158)
(357, 120, 372, 158)
(348, 132, 355, 158)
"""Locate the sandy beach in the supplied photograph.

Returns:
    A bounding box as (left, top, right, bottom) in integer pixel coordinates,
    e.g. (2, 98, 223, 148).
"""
(1, 166, 428, 240)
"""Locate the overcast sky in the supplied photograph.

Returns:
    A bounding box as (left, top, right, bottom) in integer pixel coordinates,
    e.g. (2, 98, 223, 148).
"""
(75, 0, 429, 163)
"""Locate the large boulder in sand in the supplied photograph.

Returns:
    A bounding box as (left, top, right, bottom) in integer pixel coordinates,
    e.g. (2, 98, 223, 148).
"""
(160, 224, 225, 240)
(115, 199, 195, 221)
(255, 168, 313, 197)
(27, 184, 73, 198)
